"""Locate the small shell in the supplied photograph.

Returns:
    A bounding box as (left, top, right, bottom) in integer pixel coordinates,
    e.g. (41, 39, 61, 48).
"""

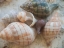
(35, 19, 46, 34)
(0, 22, 36, 46)
(17, 11, 37, 27)
(21, 0, 59, 18)
(42, 11, 61, 46)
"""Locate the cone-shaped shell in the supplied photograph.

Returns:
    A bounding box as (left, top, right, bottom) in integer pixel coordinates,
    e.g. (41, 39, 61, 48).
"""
(42, 12, 61, 45)
(21, 0, 59, 18)
(0, 22, 36, 46)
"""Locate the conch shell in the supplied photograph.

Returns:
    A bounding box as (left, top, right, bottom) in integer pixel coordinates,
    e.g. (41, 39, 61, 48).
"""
(17, 11, 37, 27)
(21, 0, 59, 18)
(43, 11, 61, 46)
(0, 22, 36, 46)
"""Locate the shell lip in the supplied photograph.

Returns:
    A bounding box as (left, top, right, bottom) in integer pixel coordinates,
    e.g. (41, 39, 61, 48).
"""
(25, 11, 37, 27)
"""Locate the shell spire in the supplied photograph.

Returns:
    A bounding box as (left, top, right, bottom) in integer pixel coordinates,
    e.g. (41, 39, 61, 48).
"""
(43, 11, 61, 46)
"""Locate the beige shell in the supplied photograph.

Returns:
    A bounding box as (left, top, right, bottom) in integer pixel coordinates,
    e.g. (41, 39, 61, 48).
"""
(0, 22, 36, 46)
(42, 12, 61, 46)
(17, 11, 37, 27)
(0, 10, 19, 32)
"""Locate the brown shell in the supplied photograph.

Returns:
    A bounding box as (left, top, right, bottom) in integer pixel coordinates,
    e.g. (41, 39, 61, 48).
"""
(0, 22, 36, 46)
(42, 12, 61, 45)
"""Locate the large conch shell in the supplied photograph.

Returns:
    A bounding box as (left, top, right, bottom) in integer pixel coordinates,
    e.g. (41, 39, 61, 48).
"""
(17, 11, 37, 27)
(21, 0, 59, 18)
(0, 22, 36, 46)
(42, 11, 61, 46)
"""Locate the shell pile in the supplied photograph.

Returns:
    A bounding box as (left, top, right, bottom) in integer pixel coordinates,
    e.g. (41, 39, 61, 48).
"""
(43, 11, 62, 45)
(0, 0, 64, 48)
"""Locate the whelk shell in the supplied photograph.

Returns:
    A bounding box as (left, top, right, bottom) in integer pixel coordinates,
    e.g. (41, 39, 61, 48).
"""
(42, 11, 61, 46)
(21, 0, 59, 18)
(0, 22, 36, 46)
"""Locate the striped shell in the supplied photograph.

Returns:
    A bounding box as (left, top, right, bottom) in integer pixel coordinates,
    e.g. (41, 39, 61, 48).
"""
(21, 0, 59, 18)
(42, 12, 61, 45)
(0, 22, 36, 46)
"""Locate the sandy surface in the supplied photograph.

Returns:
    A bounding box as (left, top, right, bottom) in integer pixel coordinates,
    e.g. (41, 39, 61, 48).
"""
(0, 0, 64, 48)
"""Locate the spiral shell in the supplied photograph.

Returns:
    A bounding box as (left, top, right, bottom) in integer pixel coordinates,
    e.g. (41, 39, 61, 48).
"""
(17, 11, 37, 27)
(42, 12, 61, 45)
(0, 22, 36, 46)
(21, 0, 59, 18)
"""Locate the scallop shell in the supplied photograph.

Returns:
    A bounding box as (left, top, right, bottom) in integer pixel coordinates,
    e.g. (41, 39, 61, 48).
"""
(42, 11, 61, 45)
(0, 22, 36, 46)
(21, 0, 59, 18)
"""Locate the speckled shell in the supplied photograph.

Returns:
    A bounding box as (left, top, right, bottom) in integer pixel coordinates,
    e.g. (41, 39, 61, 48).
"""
(0, 22, 36, 46)
(21, 0, 59, 18)
(42, 12, 61, 45)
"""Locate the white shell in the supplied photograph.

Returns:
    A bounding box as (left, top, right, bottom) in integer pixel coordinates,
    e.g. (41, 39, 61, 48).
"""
(17, 11, 37, 27)
(0, 22, 36, 46)
(43, 12, 62, 45)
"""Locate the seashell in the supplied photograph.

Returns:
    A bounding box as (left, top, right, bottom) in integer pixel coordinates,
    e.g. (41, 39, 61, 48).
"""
(35, 19, 46, 34)
(0, 22, 36, 46)
(21, 0, 59, 18)
(2, 10, 19, 23)
(42, 11, 61, 46)
(17, 11, 37, 27)
(0, 10, 19, 32)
